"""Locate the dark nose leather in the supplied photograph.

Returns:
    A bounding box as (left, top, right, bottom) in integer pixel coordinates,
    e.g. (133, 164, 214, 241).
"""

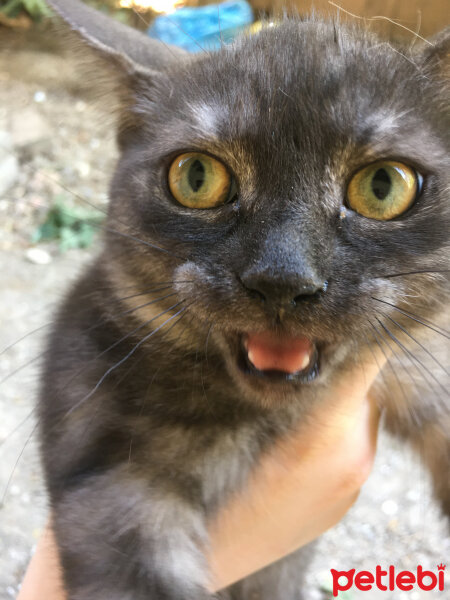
(240, 269, 325, 307)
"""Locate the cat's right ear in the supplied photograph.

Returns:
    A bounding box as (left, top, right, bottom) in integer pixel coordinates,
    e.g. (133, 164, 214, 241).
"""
(419, 27, 449, 81)
(47, 0, 188, 77)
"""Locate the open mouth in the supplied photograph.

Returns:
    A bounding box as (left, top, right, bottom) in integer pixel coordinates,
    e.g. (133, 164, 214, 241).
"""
(237, 331, 319, 383)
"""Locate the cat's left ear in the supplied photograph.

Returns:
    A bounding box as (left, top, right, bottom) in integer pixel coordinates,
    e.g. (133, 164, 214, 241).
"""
(419, 27, 449, 80)
(48, 0, 188, 76)
(48, 0, 190, 142)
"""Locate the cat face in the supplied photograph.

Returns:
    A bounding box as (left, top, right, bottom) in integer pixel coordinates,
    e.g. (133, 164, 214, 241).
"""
(99, 21, 448, 402)
(53, 0, 449, 405)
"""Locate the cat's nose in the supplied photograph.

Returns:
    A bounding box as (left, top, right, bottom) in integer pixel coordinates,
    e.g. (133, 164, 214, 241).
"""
(239, 269, 325, 308)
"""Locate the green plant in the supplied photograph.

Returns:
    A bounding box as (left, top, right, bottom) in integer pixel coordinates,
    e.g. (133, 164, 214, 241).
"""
(32, 196, 105, 251)
(0, 0, 51, 20)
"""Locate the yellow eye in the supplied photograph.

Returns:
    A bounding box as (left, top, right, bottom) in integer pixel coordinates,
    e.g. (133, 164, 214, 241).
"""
(347, 161, 418, 220)
(168, 153, 232, 209)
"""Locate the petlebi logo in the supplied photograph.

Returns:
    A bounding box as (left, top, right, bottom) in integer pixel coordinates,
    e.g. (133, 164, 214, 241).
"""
(330, 564, 446, 597)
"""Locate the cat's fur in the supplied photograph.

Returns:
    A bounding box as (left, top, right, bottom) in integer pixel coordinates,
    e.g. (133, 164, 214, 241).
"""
(40, 1, 449, 598)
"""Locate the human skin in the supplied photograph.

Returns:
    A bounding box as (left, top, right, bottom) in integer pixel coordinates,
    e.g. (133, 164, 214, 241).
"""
(17, 350, 384, 599)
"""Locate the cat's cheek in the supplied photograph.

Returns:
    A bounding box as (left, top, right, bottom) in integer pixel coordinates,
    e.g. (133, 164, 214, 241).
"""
(362, 279, 408, 313)
(174, 261, 215, 298)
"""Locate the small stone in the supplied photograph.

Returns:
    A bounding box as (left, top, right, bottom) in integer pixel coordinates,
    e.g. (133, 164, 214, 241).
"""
(0, 131, 19, 196)
(25, 248, 52, 265)
(0, 154, 19, 197)
(10, 109, 49, 148)
(33, 91, 46, 103)
(75, 161, 91, 178)
(75, 100, 87, 112)
(388, 518, 399, 531)
(10, 484, 20, 496)
(406, 489, 420, 502)
(382, 499, 398, 515)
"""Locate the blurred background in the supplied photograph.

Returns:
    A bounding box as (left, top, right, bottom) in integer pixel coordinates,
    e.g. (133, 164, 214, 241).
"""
(0, 1, 449, 598)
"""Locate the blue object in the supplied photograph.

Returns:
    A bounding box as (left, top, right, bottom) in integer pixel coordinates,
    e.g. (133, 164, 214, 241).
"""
(147, 1, 254, 53)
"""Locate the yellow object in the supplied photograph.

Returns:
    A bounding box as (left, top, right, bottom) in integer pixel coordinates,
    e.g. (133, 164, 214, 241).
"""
(347, 161, 417, 220)
(168, 153, 232, 209)
(247, 20, 279, 35)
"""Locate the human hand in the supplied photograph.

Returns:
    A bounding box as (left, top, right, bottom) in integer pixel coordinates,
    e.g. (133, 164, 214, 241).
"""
(18, 350, 385, 599)
(207, 349, 385, 591)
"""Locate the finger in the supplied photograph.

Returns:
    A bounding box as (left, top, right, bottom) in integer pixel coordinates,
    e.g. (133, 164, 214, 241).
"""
(17, 523, 66, 600)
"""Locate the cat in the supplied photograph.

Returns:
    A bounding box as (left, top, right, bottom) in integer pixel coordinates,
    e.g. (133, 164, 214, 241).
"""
(38, 1, 449, 598)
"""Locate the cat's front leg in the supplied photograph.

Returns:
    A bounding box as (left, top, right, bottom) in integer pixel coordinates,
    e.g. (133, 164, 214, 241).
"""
(221, 542, 317, 600)
(51, 468, 212, 600)
(410, 421, 450, 517)
(384, 415, 450, 519)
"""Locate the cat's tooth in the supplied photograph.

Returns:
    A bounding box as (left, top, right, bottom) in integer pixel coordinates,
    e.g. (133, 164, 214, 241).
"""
(247, 349, 255, 366)
(301, 353, 311, 370)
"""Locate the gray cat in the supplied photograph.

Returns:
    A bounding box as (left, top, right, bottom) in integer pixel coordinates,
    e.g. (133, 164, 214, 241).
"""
(39, 1, 449, 598)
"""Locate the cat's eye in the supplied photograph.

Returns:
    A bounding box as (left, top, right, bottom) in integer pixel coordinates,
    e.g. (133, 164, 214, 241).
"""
(347, 161, 419, 220)
(168, 153, 234, 209)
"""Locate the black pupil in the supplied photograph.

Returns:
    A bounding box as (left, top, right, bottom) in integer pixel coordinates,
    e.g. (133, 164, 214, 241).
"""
(371, 168, 391, 200)
(188, 160, 205, 192)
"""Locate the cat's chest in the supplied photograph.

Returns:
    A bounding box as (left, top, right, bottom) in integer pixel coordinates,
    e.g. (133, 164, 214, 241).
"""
(135, 397, 307, 512)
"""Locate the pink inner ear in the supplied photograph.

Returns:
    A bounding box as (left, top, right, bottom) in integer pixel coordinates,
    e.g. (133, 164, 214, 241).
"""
(245, 332, 313, 373)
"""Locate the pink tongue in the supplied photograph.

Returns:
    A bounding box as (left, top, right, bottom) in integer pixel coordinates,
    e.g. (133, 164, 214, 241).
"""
(245, 332, 313, 374)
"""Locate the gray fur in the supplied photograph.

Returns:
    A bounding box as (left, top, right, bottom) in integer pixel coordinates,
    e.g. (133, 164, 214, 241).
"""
(39, 2, 449, 599)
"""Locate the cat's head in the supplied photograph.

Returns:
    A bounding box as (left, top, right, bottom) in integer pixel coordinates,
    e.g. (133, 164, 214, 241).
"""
(51, 0, 449, 405)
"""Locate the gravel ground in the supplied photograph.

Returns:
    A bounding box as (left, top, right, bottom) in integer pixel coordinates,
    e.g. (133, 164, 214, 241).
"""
(0, 27, 448, 600)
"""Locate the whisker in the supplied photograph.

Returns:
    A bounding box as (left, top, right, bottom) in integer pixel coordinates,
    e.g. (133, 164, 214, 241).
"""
(376, 310, 449, 376)
(360, 328, 391, 396)
(371, 297, 450, 338)
(2, 307, 194, 502)
(375, 269, 450, 279)
(128, 311, 198, 465)
(375, 318, 448, 397)
(217, 6, 224, 47)
(130, 6, 208, 55)
(149, 12, 208, 55)
(0, 354, 42, 387)
(328, 1, 433, 45)
(0, 321, 54, 358)
(9, 302, 188, 465)
(1, 288, 192, 452)
(63, 301, 189, 420)
(0, 290, 180, 386)
(0, 410, 35, 449)
(0, 284, 177, 357)
(368, 321, 411, 408)
(128, 8, 184, 62)
(101, 224, 184, 259)
(89, 280, 194, 293)
(1, 421, 37, 507)
(204, 322, 214, 364)
(71, 308, 187, 474)
(374, 319, 437, 405)
(134, 310, 196, 420)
